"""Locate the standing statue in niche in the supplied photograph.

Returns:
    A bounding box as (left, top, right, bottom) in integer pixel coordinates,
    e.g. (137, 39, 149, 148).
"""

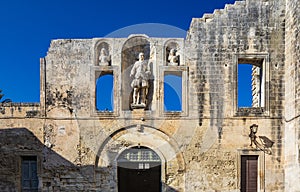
(168, 48, 179, 66)
(130, 52, 151, 108)
(99, 48, 111, 66)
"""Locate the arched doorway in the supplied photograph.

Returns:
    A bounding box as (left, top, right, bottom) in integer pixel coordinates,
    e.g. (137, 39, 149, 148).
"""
(117, 146, 161, 192)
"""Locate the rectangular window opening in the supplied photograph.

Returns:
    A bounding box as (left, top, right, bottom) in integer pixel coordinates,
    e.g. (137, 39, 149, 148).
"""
(238, 59, 264, 109)
(96, 71, 114, 112)
(164, 71, 182, 112)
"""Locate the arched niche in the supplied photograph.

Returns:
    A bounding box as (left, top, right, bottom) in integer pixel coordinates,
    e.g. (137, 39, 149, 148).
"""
(95, 41, 111, 66)
(165, 41, 180, 66)
(121, 36, 153, 110)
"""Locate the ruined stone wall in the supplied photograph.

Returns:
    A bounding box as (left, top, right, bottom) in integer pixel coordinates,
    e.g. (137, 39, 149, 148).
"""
(0, 0, 295, 191)
(186, 0, 285, 191)
(284, 0, 300, 191)
(40, 36, 192, 191)
(43, 39, 94, 117)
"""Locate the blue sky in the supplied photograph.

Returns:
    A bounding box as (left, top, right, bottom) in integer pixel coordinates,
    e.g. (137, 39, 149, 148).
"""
(0, 0, 237, 102)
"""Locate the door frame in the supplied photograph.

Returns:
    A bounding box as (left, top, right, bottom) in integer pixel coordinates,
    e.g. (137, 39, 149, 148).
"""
(237, 149, 265, 192)
(116, 145, 166, 192)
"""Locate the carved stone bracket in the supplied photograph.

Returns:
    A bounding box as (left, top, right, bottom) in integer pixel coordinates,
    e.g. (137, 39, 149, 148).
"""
(136, 124, 144, 132)
(249, 124, 274, 154)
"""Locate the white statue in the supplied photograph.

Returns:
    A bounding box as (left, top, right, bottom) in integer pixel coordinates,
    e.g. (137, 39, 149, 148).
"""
(130, 52, 151, 107)
(168, 48, 179, 66)
(99, 48, 111, 65)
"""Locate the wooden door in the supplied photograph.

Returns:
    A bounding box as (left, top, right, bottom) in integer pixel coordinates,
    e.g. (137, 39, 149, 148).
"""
(241, 155, 258, 192)
(118, 162, 161, 192)
(117, 147, 161, 192)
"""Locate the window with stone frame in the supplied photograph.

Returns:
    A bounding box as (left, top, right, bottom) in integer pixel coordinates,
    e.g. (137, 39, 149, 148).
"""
(95, 72, 114, 112)
(234, 53, 269, 116)
(238, 63, 264, 108)
(159, 66, 188, 117)
(164, 71, 182, 112)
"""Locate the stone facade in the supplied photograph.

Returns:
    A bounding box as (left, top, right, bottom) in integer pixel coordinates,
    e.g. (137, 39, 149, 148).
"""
(0, 0, 299, 191)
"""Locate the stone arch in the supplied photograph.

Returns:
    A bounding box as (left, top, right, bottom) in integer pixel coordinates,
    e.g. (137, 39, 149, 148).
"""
(94, 125, 185, 190)
(95, 125, 185, 169)
(121, 35, 153, 110)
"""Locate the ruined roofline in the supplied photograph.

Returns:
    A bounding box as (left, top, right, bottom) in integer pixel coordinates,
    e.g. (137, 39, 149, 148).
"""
(49, 34, 185, 41)
(48, 23, 188, 43)
(189, 0, 245, 24)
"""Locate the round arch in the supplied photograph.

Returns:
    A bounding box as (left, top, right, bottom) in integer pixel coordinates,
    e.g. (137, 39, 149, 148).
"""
(94, 125, 186, 191)
(121, 36, 151, 110)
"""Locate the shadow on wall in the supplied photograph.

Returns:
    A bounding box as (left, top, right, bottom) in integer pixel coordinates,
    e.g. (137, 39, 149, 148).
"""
(0, 128, 178, 192)
(0, 128, 43, 191)
(163, 183, 179, 192)
(0, 128, 95, 191)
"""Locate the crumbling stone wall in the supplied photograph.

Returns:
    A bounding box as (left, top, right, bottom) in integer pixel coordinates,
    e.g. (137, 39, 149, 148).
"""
(0, 0, 296, 191)
(284, 0, 300, 191)
(185, 0, 285, 191)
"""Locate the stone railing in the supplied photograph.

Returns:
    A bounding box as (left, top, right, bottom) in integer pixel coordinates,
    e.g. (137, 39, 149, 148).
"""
(236, 107, 264, 117)
(0, 102, 40, 118)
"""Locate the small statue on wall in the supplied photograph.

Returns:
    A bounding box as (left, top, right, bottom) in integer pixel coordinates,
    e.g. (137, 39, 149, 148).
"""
(130, 52, 151, 108)
(168, 48, 179, 66)
(99, 48, 111, 66)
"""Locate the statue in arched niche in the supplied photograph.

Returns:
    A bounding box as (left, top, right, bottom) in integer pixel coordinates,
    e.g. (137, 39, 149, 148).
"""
(99, 48, 111, 66)
(130, 52, 151, 108)
(168, 48, 179, 66)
